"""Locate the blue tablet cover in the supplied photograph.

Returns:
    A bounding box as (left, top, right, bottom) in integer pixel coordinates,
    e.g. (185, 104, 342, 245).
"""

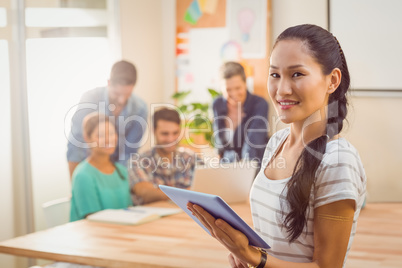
(159, 185, 270, 249)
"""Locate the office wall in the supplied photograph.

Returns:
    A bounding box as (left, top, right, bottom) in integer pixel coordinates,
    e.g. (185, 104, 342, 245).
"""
(120, 0, 175, 105)
(119, 0, 176, 151)
(330, 0, 402, 91)
(271, 0, 402, 202)
(161, 0, 176, 103)
(344, 96, 402, 202)
(271, 0, 328, 40)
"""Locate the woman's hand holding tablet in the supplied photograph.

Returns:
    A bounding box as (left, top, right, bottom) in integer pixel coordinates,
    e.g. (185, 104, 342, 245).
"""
(159, 185, 270, 249)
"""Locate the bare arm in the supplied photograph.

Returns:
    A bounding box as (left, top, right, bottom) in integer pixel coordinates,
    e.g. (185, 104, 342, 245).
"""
(68, 161, 79, 179)
(312, 199, 355, 268)
(133, 182, 170, 204)
(189, 199, 355, 268)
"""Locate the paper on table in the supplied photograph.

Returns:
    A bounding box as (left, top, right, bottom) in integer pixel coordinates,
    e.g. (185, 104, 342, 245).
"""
(87, 209, 160, 225)
(128, 206, 182, 217)
(87, 206, 183, 226)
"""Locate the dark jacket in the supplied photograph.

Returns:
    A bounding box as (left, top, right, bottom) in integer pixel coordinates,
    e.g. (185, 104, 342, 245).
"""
(212, 91, 269, 163)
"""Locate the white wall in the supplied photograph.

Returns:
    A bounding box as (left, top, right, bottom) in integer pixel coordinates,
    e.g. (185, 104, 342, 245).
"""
(119, 0, 176, 151)
(271, 0, 327, 44)
(161, 0, 176, 104)
(120, 0, 164, 106)
(345, 96, 402, 202)
(0, 40, 15, 268)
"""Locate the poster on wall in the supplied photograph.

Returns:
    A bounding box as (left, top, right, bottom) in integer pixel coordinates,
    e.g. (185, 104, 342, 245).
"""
(227, 0, 267, 59)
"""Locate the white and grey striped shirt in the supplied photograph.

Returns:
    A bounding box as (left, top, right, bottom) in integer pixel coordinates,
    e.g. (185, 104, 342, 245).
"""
(250, 127, 366, 266)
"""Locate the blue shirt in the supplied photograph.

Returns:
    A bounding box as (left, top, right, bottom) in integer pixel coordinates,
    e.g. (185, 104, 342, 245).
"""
(212, 91, 269, 163)
(66, 86, 148, 166)
(70, 160, 133, 221)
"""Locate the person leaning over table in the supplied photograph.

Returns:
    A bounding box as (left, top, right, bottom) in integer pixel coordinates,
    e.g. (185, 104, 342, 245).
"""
(212, 61, 269, 164)
(66, 60, 147, 178)
(188, 24, 367, 268)
(70, 112, 132, 222)
(128, 108, 201, 205)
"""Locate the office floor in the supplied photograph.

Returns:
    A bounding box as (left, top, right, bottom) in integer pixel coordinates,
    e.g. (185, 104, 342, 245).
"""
(347, 203, 402, 268)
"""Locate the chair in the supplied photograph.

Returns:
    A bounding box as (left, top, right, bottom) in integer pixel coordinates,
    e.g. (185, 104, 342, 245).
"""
(42, 197, 71, 228)
(35, 198, 98, 267)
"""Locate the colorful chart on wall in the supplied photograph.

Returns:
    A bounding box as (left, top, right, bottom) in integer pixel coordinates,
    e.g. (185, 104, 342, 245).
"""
(178, 0, 226, 29)
(175, 0, 271, 100)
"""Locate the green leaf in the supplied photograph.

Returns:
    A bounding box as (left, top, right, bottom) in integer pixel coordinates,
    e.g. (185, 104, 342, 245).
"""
(178, 104, 188, 113)
(200, 103, 209, 112)
(204, 132, 213, 145)
(171, 90, 191, 101)
(191, 103, 204, 111)
(208, 88, 221, 98)
(171, 88, 217, 148)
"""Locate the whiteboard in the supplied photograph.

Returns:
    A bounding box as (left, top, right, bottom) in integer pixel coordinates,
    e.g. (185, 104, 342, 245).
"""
(330, 0, 402, 91)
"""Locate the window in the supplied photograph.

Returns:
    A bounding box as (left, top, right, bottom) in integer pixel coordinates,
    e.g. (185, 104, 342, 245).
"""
(14, 0, 119, 232)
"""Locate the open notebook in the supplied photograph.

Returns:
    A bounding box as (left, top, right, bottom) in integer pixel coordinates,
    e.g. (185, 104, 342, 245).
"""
(87, 206, 182, 225)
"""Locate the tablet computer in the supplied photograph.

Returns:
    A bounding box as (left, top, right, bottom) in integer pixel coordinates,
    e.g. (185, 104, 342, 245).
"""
(159, 185, 270, 249)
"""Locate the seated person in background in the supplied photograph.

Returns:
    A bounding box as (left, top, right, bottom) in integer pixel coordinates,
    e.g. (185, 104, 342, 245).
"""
(67, 60, 148, 178)
(213, 61, 269, 164)
(70, 112, 132, 222)
(128, 108, 199, 205)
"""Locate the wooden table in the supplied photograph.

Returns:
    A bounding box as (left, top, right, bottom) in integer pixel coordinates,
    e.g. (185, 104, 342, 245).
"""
(0, 202, 253, 268)
(2, 202, 401, 268)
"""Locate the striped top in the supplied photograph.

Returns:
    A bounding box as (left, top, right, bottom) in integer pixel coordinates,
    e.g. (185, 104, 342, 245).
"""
(250, 128, 366, 266)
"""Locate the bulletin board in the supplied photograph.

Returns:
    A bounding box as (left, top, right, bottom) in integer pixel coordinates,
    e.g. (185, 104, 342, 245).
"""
(175, 0, 272, 103)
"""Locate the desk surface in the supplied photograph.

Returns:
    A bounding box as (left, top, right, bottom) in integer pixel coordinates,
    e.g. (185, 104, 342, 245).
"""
(2, 203, 402, 268)
(0, 202, 253, 268)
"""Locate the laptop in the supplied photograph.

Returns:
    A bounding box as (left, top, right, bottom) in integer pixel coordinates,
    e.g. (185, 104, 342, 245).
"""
(190, 161, 258, 204)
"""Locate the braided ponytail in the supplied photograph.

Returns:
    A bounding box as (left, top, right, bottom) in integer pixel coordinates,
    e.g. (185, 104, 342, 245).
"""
(327, 36, 350, 139)
(273, 24, 351, 242)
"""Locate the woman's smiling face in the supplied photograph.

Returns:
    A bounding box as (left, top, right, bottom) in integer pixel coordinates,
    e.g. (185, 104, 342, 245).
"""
(268, 39, 333, 125)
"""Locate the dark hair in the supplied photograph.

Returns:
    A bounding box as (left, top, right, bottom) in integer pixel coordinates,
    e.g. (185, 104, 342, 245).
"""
(82, 112, 125, 180)
(83, 112, 114, 138)
(273, 24, 350, 242)
(110, 60, 137, 85)
(153, 108, 181, 130)
(221, 61, 246, 82)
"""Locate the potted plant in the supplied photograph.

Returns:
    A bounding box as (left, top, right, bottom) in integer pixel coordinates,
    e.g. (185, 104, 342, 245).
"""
(171, 88, 221, 149)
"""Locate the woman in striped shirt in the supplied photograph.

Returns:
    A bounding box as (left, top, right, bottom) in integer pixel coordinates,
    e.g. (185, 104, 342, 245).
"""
(188, 24, 366, 268)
